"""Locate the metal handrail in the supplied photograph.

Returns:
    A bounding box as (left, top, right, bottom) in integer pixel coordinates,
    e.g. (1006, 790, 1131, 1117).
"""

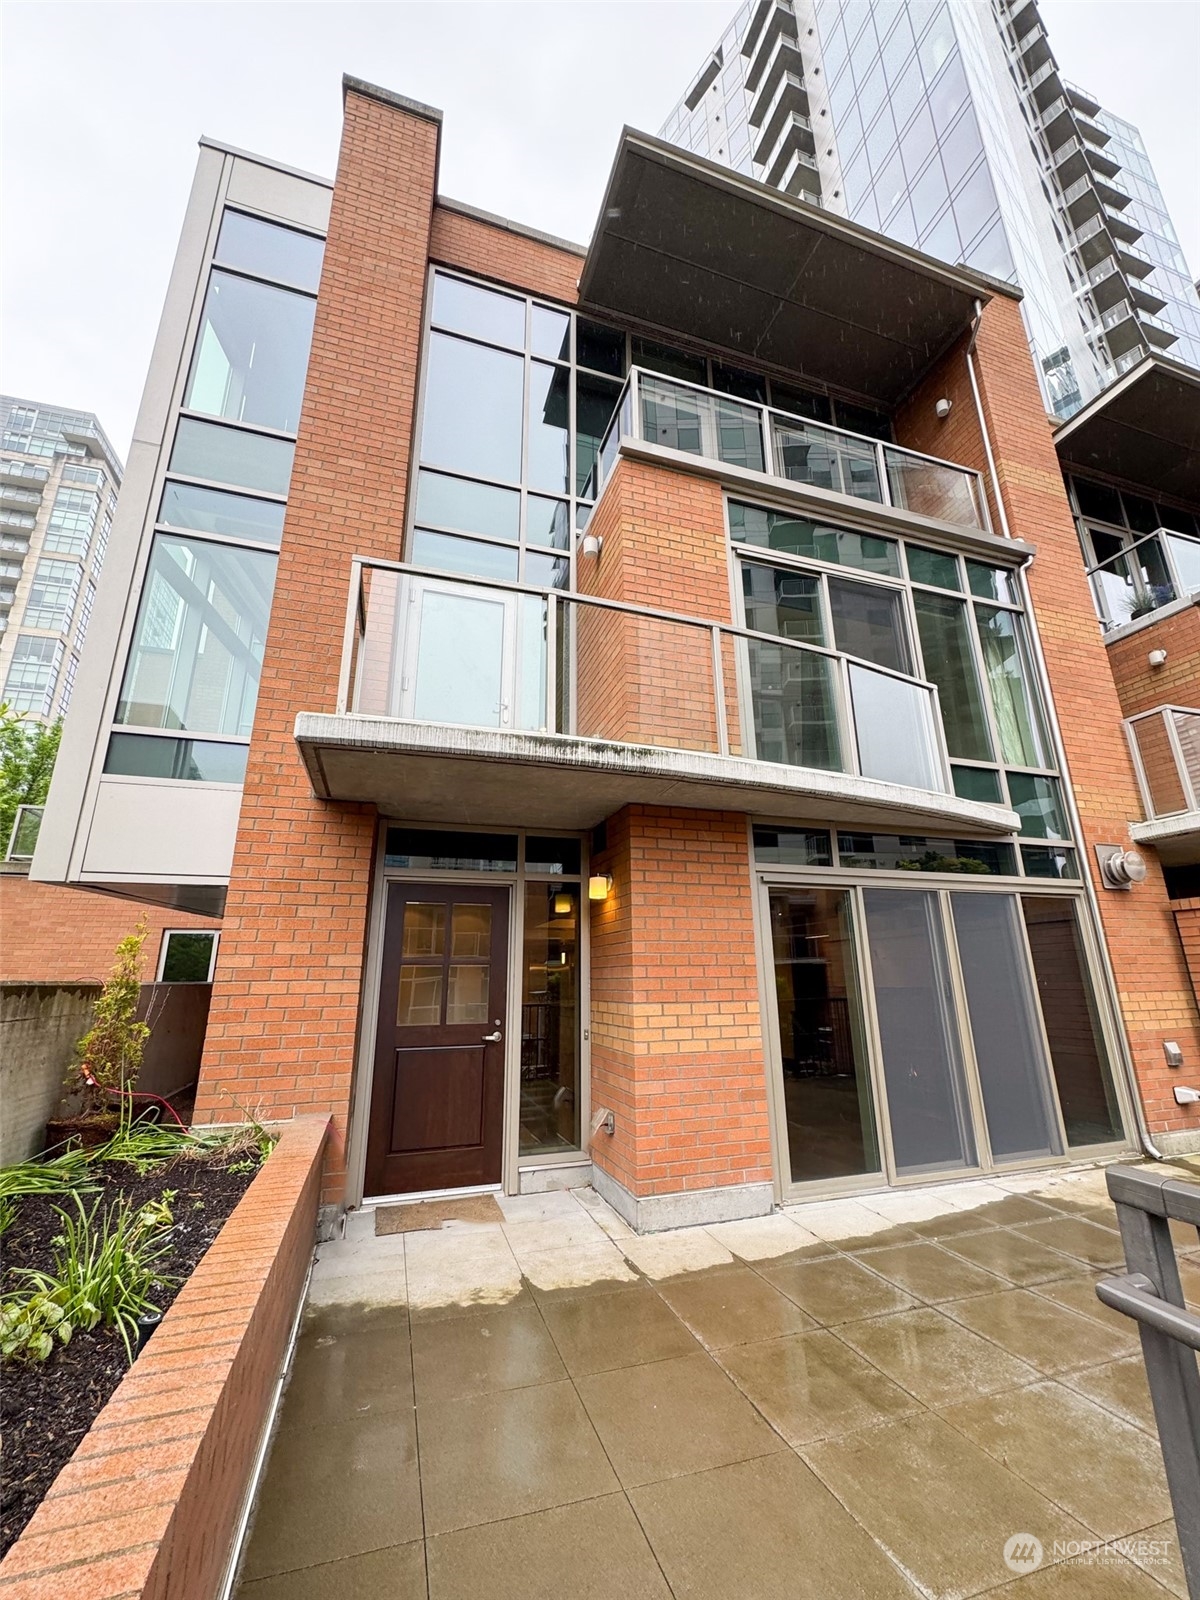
(592, 367, 990, 531)
(338, 557, 954, 794)
(1098, 1165, 1200, 1597)
(1084, 525, 1200, 580)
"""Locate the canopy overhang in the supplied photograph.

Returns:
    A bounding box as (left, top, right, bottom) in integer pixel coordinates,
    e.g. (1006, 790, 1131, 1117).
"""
(1053, 356, 1200, 505)
(578, 130, 1016, 406)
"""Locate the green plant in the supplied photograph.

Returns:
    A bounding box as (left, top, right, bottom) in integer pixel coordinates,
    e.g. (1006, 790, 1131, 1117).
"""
(0, 1147, 97, 1203)
(64, 922, 151, 1119)
(0, 702, 61, 854)
(0, 1197, 14, 1237)
(1, 1191, 176, 1365)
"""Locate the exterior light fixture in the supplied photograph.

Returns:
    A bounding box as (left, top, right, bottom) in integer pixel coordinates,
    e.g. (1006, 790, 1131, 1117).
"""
(553, 891, 573, 915)
(935, 397, 953, 419)
(1148, 649, 1168, 668)
(588, 873, 613, 901)
(580, 532, 603, 559)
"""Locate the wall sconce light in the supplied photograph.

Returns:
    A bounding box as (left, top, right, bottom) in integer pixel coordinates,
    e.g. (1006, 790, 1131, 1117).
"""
(935, 397, 953, 419)
(580, 532, 603, 559)
(1148, 648, 1168, 668)
(588, 873, 613, 901)
(553, 891, 573, 915)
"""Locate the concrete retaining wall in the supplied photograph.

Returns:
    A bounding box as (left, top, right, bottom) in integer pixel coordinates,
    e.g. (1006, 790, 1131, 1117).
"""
(0, 982, 212, 1165)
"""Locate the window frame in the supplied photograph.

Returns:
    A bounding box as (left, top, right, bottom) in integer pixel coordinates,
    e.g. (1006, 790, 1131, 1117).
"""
(157, 928, 221, 983)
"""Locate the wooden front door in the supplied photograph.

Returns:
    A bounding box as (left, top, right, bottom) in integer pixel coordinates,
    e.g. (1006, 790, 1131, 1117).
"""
(366, 883, 509, 1196)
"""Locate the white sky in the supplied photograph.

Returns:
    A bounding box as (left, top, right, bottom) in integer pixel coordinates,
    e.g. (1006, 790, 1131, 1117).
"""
(3, 0, 1198, 460)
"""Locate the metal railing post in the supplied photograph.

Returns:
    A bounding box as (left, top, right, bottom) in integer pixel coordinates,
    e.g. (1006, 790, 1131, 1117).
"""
(1100, 1165, 1200, 1597)
(545, 592, 557, 734)
(711, 625, 729, 756)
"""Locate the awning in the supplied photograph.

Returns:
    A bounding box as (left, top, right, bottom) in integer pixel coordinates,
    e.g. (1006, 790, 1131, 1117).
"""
(578, 130, 1015, 406)
(1053, 356, 1200, 504)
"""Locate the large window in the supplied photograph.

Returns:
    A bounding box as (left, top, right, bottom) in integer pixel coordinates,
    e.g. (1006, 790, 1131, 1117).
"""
(24, 558, 81, 633)
(115, 534, 274, 737)
(4, 636, 63, 715)
(185, 271, 315, 434)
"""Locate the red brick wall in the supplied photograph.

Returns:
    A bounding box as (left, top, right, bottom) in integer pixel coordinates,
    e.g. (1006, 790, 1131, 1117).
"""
(0, 874, 218, 985)
(897, 296, 1200, 1140)
(0, 1117, 326, 1600)
(589, 806, 772, 1198)
(193, 88, 443, 1193)
(429, 204, 582, 305)
(1176, 900, 1200, 1005)
(1105, 601, 1200, 719)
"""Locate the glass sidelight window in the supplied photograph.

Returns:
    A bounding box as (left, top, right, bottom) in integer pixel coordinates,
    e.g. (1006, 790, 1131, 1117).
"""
(769, 888, 880, 1182)
(520, 883, 580, 1155)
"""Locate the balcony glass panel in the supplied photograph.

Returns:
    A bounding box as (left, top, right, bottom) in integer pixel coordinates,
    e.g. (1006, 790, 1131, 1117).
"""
(1128, 709, 1200, 817)
(748, 641, 842, 772)
(912, 591, 993, 761)
(1166, 532, 1200, 596)
(849, 663, 943, 791)
(773, 416, 881, 500)
(884, 446, 985, 527)
(639, 376, 765, 473)
(730, 502, 899, 575)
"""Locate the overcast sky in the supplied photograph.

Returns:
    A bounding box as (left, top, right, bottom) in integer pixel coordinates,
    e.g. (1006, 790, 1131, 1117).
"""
(4, 0, 1198, 459)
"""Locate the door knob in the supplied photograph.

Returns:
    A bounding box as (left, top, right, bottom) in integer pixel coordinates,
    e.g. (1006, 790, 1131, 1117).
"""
(482, 1030, 502, 1042)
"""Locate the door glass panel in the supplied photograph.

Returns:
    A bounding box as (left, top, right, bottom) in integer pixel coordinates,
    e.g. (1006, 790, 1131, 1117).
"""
(520, 882, 580, 1154)
(447, 965, 490, 1024)
(828, 577, 910, 673)
(397, 966, 443, 1026)
(412, 589, 507, 726)
(951, 894, 1062, 1162)
(451, 903, 492, 958)
(863, 889, 977, 1175)
(769, 888, 880, 1182)
(402, 903, 446, 957)
(1021, 897, 1123, 1144)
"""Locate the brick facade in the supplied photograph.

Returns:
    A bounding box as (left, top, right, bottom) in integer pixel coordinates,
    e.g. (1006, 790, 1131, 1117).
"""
(896, 297, 1200, 1140)
(1176, 899, 1200, 1005)
(0, 873, 218, 985)
(1104, 600, 1200, 720)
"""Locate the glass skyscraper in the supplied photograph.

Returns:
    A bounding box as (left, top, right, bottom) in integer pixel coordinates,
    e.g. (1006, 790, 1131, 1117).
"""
(661, 0, 1200, 416)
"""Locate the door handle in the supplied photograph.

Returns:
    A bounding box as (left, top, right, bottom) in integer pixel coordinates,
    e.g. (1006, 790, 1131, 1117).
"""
(482, 1030, 503, 1043)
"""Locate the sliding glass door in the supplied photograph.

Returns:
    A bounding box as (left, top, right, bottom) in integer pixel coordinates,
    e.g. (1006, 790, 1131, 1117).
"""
(766, 879, 1119, 1193)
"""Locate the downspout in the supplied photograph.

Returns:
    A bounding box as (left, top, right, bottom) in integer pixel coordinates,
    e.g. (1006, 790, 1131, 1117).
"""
(965, 299, 1012, 541)
(966, 302, 1161, 1159)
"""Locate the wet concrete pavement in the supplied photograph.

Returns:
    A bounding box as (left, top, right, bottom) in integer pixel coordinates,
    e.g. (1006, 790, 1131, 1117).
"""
(235, 1161, 1200, 1599)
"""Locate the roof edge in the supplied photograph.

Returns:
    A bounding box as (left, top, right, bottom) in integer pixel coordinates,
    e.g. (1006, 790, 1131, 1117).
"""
(436, 197, 588, 261)
(341, 75, 443, 126)
(1052, 353, 1200, 452)
(197, 136, 334, 190)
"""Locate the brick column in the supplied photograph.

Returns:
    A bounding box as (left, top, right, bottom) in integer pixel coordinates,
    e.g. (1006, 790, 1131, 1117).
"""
(896, 296, 1200, 1143)
(194, 84, 441, 1199)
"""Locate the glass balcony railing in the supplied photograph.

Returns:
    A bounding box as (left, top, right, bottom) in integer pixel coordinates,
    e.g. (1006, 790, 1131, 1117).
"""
(592, 369, 990, 533)
(1125, 707, 1200, 820)
(4, 804, 44, 862)
(339, 562, 954, 799)
(1087, 527, 1200, 629)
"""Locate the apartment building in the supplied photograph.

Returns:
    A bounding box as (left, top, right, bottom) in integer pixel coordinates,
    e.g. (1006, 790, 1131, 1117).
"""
(0, 397, 122, 724)
(661, 0, 1200, 417)
(33, 78, 1200, 1226)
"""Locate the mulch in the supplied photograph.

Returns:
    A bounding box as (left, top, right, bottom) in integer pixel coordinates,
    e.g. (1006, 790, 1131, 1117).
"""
(0, 1153, 261, 1557)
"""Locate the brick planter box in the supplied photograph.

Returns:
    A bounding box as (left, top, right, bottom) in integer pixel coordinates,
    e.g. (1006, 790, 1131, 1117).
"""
(0, 1116, 328, 1600)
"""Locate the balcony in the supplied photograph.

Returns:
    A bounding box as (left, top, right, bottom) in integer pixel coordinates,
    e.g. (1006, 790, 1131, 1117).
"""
(591, 370, 990, 534)
(1125, 707, 1200, 860)
(1087, 527, 1200, 631)
(295, 564, 1019, 837)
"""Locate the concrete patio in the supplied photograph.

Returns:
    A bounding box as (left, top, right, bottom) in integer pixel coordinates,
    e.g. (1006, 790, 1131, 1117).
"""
(235, 1161, 1199, 1599)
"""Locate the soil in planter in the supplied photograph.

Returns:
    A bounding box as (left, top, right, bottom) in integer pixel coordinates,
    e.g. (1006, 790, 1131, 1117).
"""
(1, 1152, 262, 1557)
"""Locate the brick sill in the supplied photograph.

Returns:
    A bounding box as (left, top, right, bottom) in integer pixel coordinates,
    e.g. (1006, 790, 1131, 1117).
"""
(0, 1116, 328, 1600)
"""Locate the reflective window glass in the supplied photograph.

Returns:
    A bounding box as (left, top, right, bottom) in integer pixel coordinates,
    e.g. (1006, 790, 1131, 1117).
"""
(415, 471, 520, 541)
(1021, 845, 1079, 880)
(712, 363, 767, 403)
(1007, 773, 1069, 840)
(576, 375, 622, 497)
(215, 211, 324, 292)
(730, 503, 898, 575)
(752, 827, 833, 866)
(525, 837, 582, 874)
(741, 563, 825, 644)
(402, 904, 446, 957)
(431, 274, 524, 347)
(170, 418, 294, 495)
(185, 271, 315, 434)
(384, 828, 517, 871)
(1072, 478, 1124, 525)
(837, 832, 1017, 874)
(524, 550, 569, 589)
(966, 561, 1016, 604)
(104, 732, 249, 783)
(769, 384, 833, 425)
(451, 903, 492, 958)
(952, 765, 1003, 804)
(953, 163, 1001, 255)
(116, 533, 275, 737)
(159, 482, 285, 546)
(907, 545, 960, 590)
(832, 401, 892, 443)
(975, 605, 1049, 768)
(630, 337, 706, 385)
(913, 591, 993, 760)
(528, 362, 570, 493)
(410, 529, 518, 582)
(828, 577, 910, 673)
(526, 497, 570, 549)
(576, 320, 625, 376)
(421, 332, 524, 483)
(160, 931, 218, 983)
(531, 305, 570, 361)
(398, 967, 443, 1026)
